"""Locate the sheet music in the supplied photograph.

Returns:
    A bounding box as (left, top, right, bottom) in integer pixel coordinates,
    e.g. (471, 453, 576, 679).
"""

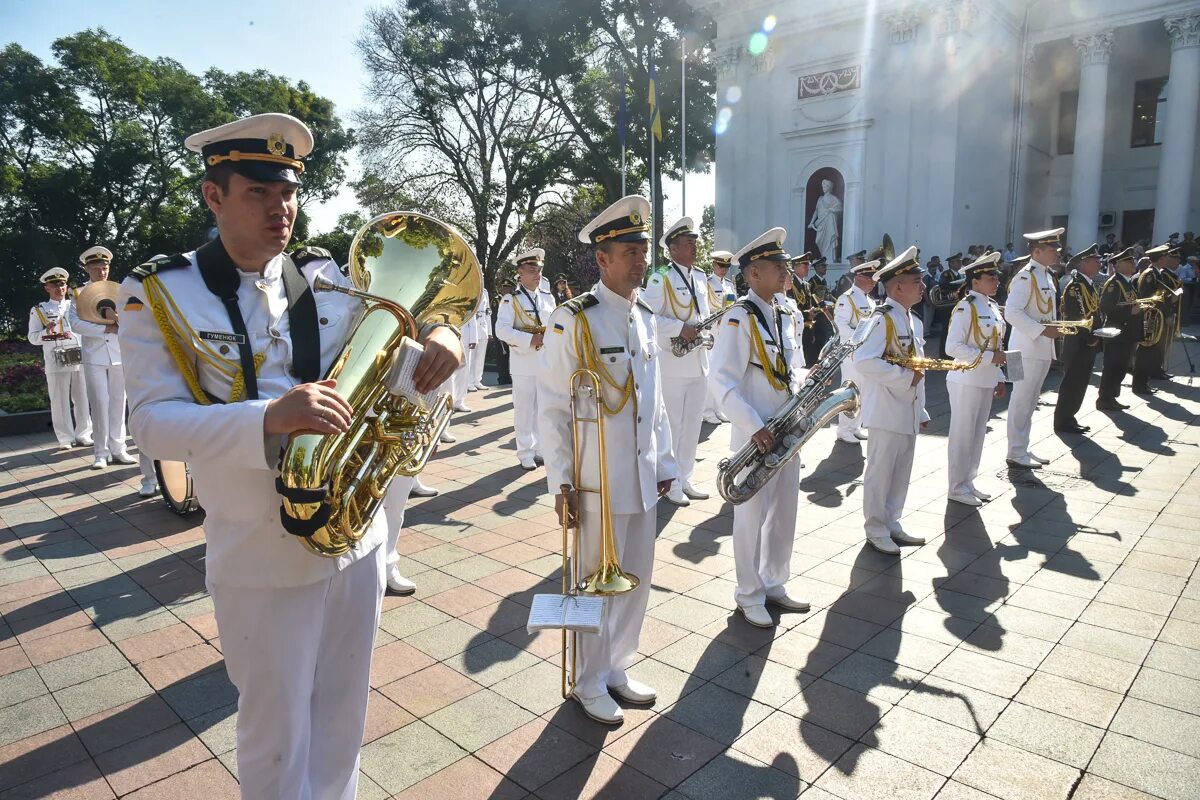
(384, 338, 442, 410)
(527, 593, 604, 635)
(1005, 350, 1024, 383)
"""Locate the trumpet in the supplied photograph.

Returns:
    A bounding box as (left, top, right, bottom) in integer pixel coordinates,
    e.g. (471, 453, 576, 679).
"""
(1044, 317, 1098, 335)
(884, 350, 983, 372)
(559, 369, 639, 698)
(670, 305, 737, 356)
(1117, 288, 1180, 309)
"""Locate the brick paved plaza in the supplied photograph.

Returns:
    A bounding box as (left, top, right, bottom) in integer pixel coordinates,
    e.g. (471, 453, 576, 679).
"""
(2, 348, 1199, 799)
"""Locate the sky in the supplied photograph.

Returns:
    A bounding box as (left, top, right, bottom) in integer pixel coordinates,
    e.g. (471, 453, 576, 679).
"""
(1, 0, 715, 233)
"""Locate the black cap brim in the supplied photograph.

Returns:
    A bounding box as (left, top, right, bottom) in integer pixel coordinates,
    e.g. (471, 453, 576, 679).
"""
(227, 161, 302, 185)
(608, 230, 652, 244)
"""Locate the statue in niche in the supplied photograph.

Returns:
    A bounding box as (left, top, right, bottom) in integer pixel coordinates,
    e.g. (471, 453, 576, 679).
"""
(809, 178, 842, 263)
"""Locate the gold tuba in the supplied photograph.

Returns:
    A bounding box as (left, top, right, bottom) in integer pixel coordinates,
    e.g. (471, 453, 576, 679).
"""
(867, 233, 895, 265)
(278, 212, 482, 557)
(560, 369, 639, 698)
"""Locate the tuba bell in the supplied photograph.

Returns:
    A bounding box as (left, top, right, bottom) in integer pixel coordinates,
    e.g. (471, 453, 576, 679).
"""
(867, 233, 895, 265)
(277, 212, 482, 557)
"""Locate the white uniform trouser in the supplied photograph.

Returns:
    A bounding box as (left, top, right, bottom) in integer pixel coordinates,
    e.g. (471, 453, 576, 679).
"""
(451, 356, 472, 405)
(471, 338, 488, 386)
(511, 376, 541, 460)
(662, 377, 705, 488)
(702, 382, 720, 419)
(733, 455, 800, 608)
(383, 475, 414, 573)
(948, 382, 992, 497)
(863, 429, 916, 540)
(574, 506, 655, 700)
(836, 362, 863, 438)
(1006, 357, 1051, 459)
(82, 363, 129, 459)
(137, 451, 157, 484)
(209, 543, 386, 800)
(47, 371, 91, 447)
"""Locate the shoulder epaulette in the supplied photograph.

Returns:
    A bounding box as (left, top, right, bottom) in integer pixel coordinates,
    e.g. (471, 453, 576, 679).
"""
(130, 253, 189, 282)
(291, 246, 333, 266)
(778, 304, 795, 317)
(562, 293, 599, 315)
(634, 297, 652, 314)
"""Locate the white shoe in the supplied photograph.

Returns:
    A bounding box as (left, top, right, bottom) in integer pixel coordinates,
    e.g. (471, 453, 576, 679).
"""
(1006, 455, 1042, 469)
(867, 536, 901, 555)
(111, 452, 137, 465)
(452, 403, 471, 413)
(473, 382, 488, 390)
(717, 412, 731, 423)
(519, 457, 537, 471)
(738, 604, 774, 628)
(854, 429, 869, 440)
(75, 436, 93, 447)
(90, 458, 106, 470)
(55, 443, 73, 452)
(891, 530, 925, 546)
(1029, 452, 1051, 465)
(439, 431, 457, 444)
(703, 415, 722, 425)
(609, 679, 657, 705)
(767, 592, 811, 612)
(664, 489, 690, 507)
(409, 479, 439, 498)
(948, 492, 983, 507)
(138, 480, 158, 498)
(682, 483, 709, 500)
(971, 487, 993, 501)
(574, 692, 623, 724)
(386, 567, 417, 595)
(467, 385, 478, 392)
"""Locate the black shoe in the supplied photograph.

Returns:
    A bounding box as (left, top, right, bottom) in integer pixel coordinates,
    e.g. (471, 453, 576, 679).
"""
(1054, 423, 1088, 434)
(1096, 400, 1124, 412)
(1132, 386, 1156, 396)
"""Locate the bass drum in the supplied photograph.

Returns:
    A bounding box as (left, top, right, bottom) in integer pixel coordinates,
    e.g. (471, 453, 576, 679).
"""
(153, 460, 200, 515)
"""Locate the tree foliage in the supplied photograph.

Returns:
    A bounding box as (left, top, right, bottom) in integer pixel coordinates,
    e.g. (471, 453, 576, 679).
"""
(0, 29, 353, 330)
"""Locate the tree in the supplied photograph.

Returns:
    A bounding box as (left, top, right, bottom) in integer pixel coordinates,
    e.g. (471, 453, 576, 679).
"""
(301, 212, 368, 266)
(356, 0, 577, 296)
(522, 185, 607, 290)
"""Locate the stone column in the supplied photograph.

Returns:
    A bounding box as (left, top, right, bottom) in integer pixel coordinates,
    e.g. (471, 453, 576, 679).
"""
(1153, 14, 1200, 243)
(1066, 31, 1113, 253)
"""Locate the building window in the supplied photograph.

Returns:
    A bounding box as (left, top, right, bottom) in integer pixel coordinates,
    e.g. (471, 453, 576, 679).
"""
(1057, 91, 1078, 155)
(1131, 77, 1168, 147)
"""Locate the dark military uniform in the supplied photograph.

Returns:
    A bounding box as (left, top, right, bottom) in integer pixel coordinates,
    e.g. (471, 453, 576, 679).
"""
(789, 275, 820, 365)
(1054, 269, 1102, 429)
(1097, 270, 1140, 408)
(809, 268, 834, 357)
(1131, 263, 1174, 393)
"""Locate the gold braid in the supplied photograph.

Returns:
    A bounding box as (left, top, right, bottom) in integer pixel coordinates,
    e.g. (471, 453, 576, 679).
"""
(747, 315, 789, 392)
(573, 312, 634, 416)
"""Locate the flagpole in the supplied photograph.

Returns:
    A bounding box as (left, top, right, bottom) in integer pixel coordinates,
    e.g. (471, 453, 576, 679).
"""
(618, 60, 627, 197)
(681, 36, 687, 218)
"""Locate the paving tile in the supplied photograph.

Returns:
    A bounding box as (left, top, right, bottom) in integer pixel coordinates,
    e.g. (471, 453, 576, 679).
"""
(781, 678, 891, 741)
(1015, 671, 1124, 728)
(120, 758, 239, 798)
(814, 742, 944, 800)
(1110, 696, 1200, 759)
(92, 722, 210, 796)
(476, 718, 596, 791)
(390, 756, 526, 800)
(157, 667, 237, 721)
(134, 643, 222, 689)
(731, 709, 853, 784)
(444, 636, 540, 687)
(1060, 621, 1155, 664)
(1037, 643, 1142, 694)
(359, 721, 466, 794)
(1089, 731, 1200, 800)
(897, 675, 1008, 733)
(185, 702, 237, 756)
(987, 701, 1103, 768)
(930, 648, 1033, 699)
(662, 682, 774, 746)
(1127, 667, 1200, 715)
(653, 632, 746, 681)
(490, 659, 565, 717)
(0, 668, 46, 709)
(378, 602, 453, 639)
(0, 757, 116, 799)
(114, 622, 204, 665)
(951, 738, 1080, 800)
(1144, 641, 1200, 681)
(539, 751, 669, 800)
(36, 644, 129, 692)
(53, 666, 153, 723)
(378, 663, 484, 717)
(0, 724, 90, 792)
(369, 639, 436, 688)
(866, 705, 981, 777)
(20, 625, 108, 667)
(405, 618, 492, 661)
(1071, 773, 1163, 799)
(424, 688, 533, 752)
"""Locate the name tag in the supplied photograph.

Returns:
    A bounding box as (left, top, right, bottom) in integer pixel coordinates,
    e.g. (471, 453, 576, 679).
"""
(599, 346, 625, 355)
(198, 330, 246, 345)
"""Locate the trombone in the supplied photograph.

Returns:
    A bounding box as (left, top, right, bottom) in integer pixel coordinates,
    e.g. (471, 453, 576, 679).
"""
(560, 368, 639, 699)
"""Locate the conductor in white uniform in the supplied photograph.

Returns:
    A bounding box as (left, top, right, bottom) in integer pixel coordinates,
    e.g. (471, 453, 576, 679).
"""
(832, 258, 879, 443)
(708, 228, 810, 628)
(642, 217, 712, 505)
(539, 195, 677, 725)
(117, 113, 462, 799)
(1004, 228, 1067, 468)
(854, 246, 930, 555)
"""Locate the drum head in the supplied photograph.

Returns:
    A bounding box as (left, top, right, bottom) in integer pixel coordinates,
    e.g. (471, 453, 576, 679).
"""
(153, 460, 199, 515)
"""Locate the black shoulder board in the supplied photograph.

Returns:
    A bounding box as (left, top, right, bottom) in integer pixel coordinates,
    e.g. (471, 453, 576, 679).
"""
(291, 246, 333, 266)
(634, 297, 653, 314)
(562, 293, 600, 315)
(130, 253, 189, 282)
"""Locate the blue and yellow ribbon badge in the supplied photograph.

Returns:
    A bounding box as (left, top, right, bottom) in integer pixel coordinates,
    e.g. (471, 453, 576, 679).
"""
(553, 322, 564, 334)
(124, 296, 145, 311)
(727, 318, 740, 328)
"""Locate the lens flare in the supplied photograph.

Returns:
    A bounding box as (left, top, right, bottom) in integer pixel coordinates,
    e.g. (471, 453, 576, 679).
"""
(748, 32, 769, 56)
(714, 106, 733, 135)
(762, 15, 777, 32)
(725, 86, 742, 104)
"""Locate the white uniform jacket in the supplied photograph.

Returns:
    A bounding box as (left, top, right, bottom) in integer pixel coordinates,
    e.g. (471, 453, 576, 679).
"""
(854, 298, 930, 435)
(495, 285, 556, 377)
(946, 291, 1007, 389)
(705, 274, 737, 314)
(642, 262, 711, 379)
(538, 282, 678, 515)
(833, 286, 875, 342)
(68, 285, 122, 366)
(118, 249, 385, 588)
(28, 299, 84, 374)
(1004, 260, 1057, 361)
(462, 287, 491, 349)
(708, 290, 803, 446)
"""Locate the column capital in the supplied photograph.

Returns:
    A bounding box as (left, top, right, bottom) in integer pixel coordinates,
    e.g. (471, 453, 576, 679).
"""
(885, 7, 922, 44)
(1073, 31, 1114, 66)
(936, 0, 977, 38)
(1165, 14, 1200, 50)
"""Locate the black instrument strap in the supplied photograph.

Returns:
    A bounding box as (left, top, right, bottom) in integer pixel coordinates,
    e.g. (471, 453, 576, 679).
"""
(739, 299, 790, 385)
(518, 286, 542, 325)
(672, 263, 701, 317)
(195, 238, 259, 401)
(280, 254, 322, 383)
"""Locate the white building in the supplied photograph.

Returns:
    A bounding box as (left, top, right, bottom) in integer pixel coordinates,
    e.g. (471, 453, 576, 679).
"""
(698, 0, 1200, 268)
